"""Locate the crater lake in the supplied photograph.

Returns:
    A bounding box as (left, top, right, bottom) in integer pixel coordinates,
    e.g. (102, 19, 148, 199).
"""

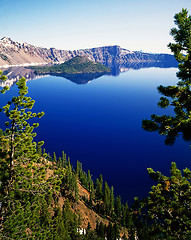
(0, 66, 190, 204)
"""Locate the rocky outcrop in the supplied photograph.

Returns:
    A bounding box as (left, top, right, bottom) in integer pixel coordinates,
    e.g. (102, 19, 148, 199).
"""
(0, 37, 177, 70)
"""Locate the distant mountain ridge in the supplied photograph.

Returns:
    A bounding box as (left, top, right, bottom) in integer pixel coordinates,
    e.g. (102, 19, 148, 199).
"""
(0, 37, 177, 70)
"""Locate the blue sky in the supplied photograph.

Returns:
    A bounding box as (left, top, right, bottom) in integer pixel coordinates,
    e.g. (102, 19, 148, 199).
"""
(1, 0, 191, 53)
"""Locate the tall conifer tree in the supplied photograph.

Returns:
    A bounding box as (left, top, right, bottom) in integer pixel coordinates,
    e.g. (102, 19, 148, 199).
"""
(0, 76, 68, 239)
(142, 8, 191, 145)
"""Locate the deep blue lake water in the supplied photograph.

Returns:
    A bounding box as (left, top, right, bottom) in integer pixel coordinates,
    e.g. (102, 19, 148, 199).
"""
(0, 67, 191, 204)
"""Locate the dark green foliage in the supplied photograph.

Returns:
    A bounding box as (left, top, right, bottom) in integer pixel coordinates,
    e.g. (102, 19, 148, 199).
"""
(73, 159, 133, 234)
(97, 222, 121, 240)
(53, 151, 57, 162)
(1, 8, 189, 240)
(0, 73, 130, 239)
(136, 163, 191, 239)
(60, 157, 79, 202)
(114, 196, 122, 219)
(62, 150, 67, 167)
(74, 158, 134, 233)
(107, 222, 115, 240)
(110, 186, 115, 215)
(95, 174, 103, 200)
(136, 9, 191, 240)
(103, 181, 111, 215)
(0, 76, 80, 239)
(142, 8, 191, 145)
(139, 9, 191, 239)
(0, 69, 7, 83)
(32, 55, 111, 74)
(121, 202, 132, 228)
(96, 221, 106, 239)
(87, 169, 94, 195)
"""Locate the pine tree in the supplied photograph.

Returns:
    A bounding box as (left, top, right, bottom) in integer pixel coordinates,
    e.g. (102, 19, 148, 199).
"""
(107, 222, 115, 240)
(76, 160, 81, 177)
(104, 181, 111, 215)
(96, 221, 105, 239)
(124, 202, 133, 229)
(0, 69, 7, 83)
(139, 8, 191, 239)
(114, 196, 122, 219)
(53, 151, 57, 162)
(0, 77, 51, 238)
(0, 76, 73, 239)
(0, 77, 44, 182)
(113, 222, 120, 240)
(110, 186, 115, 215)
(96, 174, 103, 200)
(142, 8, 191, 145)
(62, 150, 67, 167)
(87, 170, 92, 191)
(140, 163, 191, 239)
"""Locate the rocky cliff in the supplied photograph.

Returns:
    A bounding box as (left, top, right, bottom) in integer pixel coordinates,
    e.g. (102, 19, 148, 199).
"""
(0, 37, 177, 70)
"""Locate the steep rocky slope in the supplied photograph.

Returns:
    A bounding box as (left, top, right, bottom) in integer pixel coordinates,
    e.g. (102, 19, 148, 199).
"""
(0, 37, 177, 69)
(44, 161, 129, 238)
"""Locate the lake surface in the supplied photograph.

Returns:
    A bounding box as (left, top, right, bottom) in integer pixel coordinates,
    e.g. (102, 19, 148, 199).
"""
(0, 67, 191, 204)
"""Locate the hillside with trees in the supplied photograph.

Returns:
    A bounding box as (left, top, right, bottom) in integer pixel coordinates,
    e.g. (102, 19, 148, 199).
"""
(0, 75, 131, 239)
(31, 56, 111, 75)
(0, 8, 191, 240)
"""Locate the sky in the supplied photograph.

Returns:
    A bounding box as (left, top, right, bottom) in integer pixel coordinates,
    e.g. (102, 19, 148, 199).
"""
(1, 0, 191, 53)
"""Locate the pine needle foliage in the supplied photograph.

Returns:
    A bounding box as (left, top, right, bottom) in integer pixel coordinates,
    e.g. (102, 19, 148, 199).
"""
(136, 8, 191, 240)
(0, 76, 79, 239)
(142, 8, 191, 145)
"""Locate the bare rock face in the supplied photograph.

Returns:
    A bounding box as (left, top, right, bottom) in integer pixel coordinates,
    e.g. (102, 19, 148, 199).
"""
(0, 37, 177, 69)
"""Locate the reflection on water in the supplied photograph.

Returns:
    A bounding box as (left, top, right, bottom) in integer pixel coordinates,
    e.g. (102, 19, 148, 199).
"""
(111, 61, 178, 75)
(0, 67, 48, 87)
(50, 72, 107, 84)
(0, 66, 189, 205)
(0, 61, 178, 87)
